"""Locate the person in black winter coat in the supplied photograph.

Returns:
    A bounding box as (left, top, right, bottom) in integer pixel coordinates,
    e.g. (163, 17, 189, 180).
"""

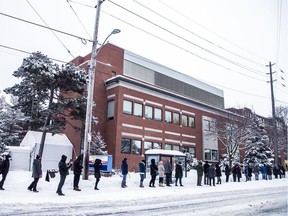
(175, 161, 183, 186)
(0, 154, 11, 190)
(28, 154, 42, 192)
(196, 161, 204, 186)
(73, 154, 83, 191)
(215, 163, 222, 184)
(203, 161, 210, 185)
(94, 158, 102, 190)
(225, 164, 230, 182)
(208, 164, 216, 186)
(149, 159, 158, 187)
(56, 155, 72, 196)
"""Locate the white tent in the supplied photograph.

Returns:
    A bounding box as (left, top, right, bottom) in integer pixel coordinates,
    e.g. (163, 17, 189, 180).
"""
(10, 131, 73, 171)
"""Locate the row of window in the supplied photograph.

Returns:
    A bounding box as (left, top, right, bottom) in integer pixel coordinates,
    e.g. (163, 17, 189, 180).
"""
(121, 138, 196, 156)
(123, 100, 196, 128)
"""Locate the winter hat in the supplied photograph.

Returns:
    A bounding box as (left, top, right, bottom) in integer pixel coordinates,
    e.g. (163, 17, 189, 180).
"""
(61, 155, 67, 161)
(36, 155, 41, 159)
(141, 160, 146, 163)
(124, 158, 127, 161)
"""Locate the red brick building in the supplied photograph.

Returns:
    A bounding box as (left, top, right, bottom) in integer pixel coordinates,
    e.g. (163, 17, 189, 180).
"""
(65, 43, 232, 171)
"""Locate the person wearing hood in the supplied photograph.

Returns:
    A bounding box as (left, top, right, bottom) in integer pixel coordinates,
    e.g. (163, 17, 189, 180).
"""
(0, 154, 11, 190)
(121, 158, 128, 188)
(27, 154, 42, 192)
(175, 161, 183, 186)
(73, 154, 83, 191)
(94, 158, 102, 190)
(56, 155, 72, 196)
(149, 159, 158, 187)
(138, 160, 146, 188)
(158, 160, 165, 187)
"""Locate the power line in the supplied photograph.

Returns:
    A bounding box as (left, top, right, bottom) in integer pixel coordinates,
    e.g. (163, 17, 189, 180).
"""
(133, 0, 266, 68)
(157, 0, 269, 64)
(0, 12, 93, 44)
(102, 10, 267, 82)
(66, 0, 92, 40)
(0, 44, 67, 64)
(108, 0, 267, 77)
(26, 0, 74, 58)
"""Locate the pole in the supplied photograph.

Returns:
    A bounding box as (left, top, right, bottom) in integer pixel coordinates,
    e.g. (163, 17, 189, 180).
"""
(268, 61, 279, 165)
(82, 0, 103, 180)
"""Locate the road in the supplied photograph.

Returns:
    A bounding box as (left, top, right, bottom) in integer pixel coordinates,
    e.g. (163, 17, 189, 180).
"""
(2, 185, 287, 216)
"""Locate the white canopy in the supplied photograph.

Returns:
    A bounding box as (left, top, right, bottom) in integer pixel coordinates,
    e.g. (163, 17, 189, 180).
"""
(145, 149, 186, 157)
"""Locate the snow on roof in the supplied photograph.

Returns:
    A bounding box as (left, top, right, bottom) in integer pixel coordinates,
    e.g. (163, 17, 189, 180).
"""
(145, 149, 186, 157)
(20, 131, 73, 147)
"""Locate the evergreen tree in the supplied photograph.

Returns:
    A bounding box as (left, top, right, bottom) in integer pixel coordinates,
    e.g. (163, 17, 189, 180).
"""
(90, 131, 107, 155)
(4, 52, 86, 156)
(0, 94, 24, 147)
(244, 114, 274, 166)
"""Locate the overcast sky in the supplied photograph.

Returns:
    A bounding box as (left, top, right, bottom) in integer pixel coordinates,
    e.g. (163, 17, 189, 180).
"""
(0, 0, 287, 117)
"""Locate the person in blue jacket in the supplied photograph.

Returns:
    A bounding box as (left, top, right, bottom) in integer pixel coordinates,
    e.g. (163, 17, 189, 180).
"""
(138, 160, 146, 188)
(121, 158, 128, 188)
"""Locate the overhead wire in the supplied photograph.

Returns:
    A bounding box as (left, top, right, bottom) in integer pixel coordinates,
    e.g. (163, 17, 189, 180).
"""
(133, 0, 266, 68)
(157, 0, 269, 64)
(65, 0, 92, 40)
(108, 0, 267, 77)
(26, 0, 75, 58)
(0, 12, 93, 44)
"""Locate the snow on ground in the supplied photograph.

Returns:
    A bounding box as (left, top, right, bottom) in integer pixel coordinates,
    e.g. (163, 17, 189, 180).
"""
(0, 170, 287, 215)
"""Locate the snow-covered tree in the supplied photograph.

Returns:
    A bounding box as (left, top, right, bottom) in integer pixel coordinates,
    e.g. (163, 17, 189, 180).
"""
(90, 131, 107, 155)
(243, 114, 274, 166)
(214, 113, 251, 168)
(4, 52, 86, 156)
(0, 94, 24, 147)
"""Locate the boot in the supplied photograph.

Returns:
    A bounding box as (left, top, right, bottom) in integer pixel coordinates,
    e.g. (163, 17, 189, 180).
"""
(140, 182, 144, 188)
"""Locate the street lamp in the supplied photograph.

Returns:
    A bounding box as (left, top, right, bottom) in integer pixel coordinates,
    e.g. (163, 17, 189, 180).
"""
(82, 28, 120, 180)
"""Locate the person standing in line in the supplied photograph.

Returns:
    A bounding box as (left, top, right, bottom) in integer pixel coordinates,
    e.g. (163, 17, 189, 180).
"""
(73, 154, 83, 191)
(94, 158, 102, 190)
(266, 164, 272, 180)
(164, 159, 172, 187)
(215, 163, 222, 184)
(56, 155, 72, 196)
(158, 160, 165, 187)
(203, 161, 210, 185)
(225, 164, 230, 182)
(253, 164, 260, 180)
(208, 163, 216, 186)
(196, 161, 204, 186)
(27, 154, 42, 192)
(261, 164, 267, 180)
(175, 161, 183, 186)
(0, 154, 11, 190)
(149, 159, 158, 187)
(121, 158, 128, 188)
(233, 163, 242, 182)
(138, 160, 146, 188)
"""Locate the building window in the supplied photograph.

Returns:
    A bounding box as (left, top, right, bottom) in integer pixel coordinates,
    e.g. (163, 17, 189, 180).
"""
(144, 141, 152, 152)
(154, 108, 162, 121)
(145, 105, 153, 119)
(173, 112, 180, 125)
(165, 144, 172, 150)
(153, 142, 162, 149)
(173, 145, 180, 151)
(121, 138, 131, 153)
(123, 100, 132, 115)
(203, 119, 215, 131)
(212, 150, 218, 160)
(107, 100, 115, 120)
(132, 140, 142, 155)
(189, 116, 195, 128)
(204, 148, 211, 160)
(165, 111, 172, 123)
(182, 114, 188, 127)
(134, 102, 143, 117)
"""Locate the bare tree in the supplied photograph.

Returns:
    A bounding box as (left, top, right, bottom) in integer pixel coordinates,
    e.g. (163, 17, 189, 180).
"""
(214, 112, 251, 168)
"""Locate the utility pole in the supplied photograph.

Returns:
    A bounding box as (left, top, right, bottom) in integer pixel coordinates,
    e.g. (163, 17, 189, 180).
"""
(267, 61, 279, 165)
(82, 0, 103, 180)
